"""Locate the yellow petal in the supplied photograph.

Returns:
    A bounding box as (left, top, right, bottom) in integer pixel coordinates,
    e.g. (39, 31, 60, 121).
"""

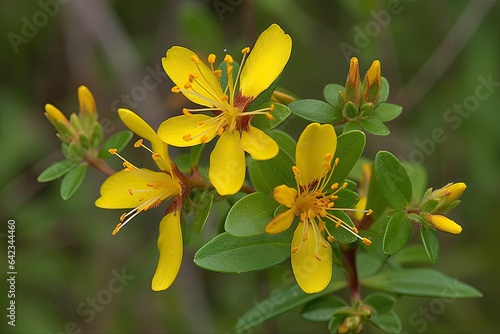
(162, 46, 224, 108)
(44, 104, 69, 125)
(151, 211, 183, 291)
(78, 85, 96, 115)
(353, 197, 367, 222)
(239, 24, 292, 98)
(291, 222, 332, 293)
(429, 214, 462, 235)
(95, 169, 180, 209)
(265, 209, 295, 234)
(296, 123, 337, 187)
(118, 108, 172, 172)
(158, 114, 218, 147)
(240, 125, 278, 160)
(273, 184, 297, 208)
(209, 130, 245, 196)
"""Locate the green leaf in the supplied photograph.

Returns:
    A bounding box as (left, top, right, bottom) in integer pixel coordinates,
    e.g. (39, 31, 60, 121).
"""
(289, 99, 340, 123)
(383, 211, 413, 255)
(98, 130, 134, 159)
(194, 231, 291, 273)
(365, 165, 388, 221)
(378, 77, 390, 103)
(193, 190, 216, 234)
(248, 147, 295, 194)
(190, 144, 205, 167)
(225, 192, 279, 236)
(374, 151, 412, 210)
(174, 154, 191, 174)
(236, 279, 347, 333)
(334, 188, 360, 209)
(360, 117, 390, 136)
(251, 102, 290, 131)
(343, 121, 362, 133)
(60, 163, 88, 200)
(403, 161, 428, 204)
(301, 295, 348, 322)
(357, 250, 385, 278)
(390, 244, 432, 266)
(370, 310, 402, 333)
(329, 130, 366, 185)
(361, 268, 483, 298)
(268, 129, 296, 158)
(373, 103, 402, 122)
(37, 160, 79, 182)
(420, 225, 440, 263)
(323, 83, 344, 108)
(90, 122, 104, 147)
(364, 293, 395, 315)
(218, 60, 239, 94)
(359, 230, 390, 262)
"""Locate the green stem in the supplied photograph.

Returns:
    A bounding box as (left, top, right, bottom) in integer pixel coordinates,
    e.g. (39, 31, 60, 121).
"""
(85, 156, 115, 176)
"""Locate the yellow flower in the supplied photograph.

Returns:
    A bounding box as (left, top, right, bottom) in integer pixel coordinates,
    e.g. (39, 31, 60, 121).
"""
(95, 108, 184, 291)
(158, 23, 292, 195)
(265, 123, 371, 293)
(425, 214, 463, 235)
(78, 85, 96, 115)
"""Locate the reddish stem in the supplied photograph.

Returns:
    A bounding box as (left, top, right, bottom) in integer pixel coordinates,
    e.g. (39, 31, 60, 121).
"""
(341, 247, 361, 302)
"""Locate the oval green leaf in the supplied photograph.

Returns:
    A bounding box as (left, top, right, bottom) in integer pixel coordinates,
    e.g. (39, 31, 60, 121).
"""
(373, 103, 402, 122)
(379, 77, 390, 103)
(193, 190, 216, 234)
(37, 160, 79, 182)
(225, 192, 279, 236)
(363, 293, 396, 315)
(374, 151, 412, 210)
(323, 83, 344, 108)
(360, 117, 390, 136)
(251, 102, 290, 131)
(420, 225, 440, 263)
(248, 147, 295, 194)
(301, 295, 348, 322)
(383, 211, 413, 255)
(329, 130, 366, 186)
(289, 99, 339, 123)
(60, 163, 88, 200)
(370, 310, 402, 333)
(194, 232, 291, 274)
(361, 268, 482, 298)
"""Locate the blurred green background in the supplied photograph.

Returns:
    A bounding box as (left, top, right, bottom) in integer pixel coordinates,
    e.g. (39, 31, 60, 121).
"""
(1, 0, 499, 332)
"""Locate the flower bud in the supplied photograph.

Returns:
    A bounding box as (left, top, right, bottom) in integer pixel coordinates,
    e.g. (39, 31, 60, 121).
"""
(44, 104, 69, 125)
(78, 85, 96, 115)
(425, 214, 462, 235)
(345, 57, 361, 105)
(362, 60, 381, 104)
(433, 182, 466, 203)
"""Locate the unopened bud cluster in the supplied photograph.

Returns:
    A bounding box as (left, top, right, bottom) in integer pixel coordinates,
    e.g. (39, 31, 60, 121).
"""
(411, 182, 466, 234)
(335, 303, 371, 334)
(338, 57, 381, 121)
(44, 86, 103, 159)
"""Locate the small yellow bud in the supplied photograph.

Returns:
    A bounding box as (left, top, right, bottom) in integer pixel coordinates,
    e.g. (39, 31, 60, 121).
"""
(78, 85, 96, 115)
(44, 104, 69, 125)
(434, 182, 467, 202)
(366, 60, 381, 87)
(427, 214, 462, 235)
(348, 57, 361, 87)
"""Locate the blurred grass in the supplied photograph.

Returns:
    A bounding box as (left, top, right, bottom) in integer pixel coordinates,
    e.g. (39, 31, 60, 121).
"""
(1, 0, 499, 332)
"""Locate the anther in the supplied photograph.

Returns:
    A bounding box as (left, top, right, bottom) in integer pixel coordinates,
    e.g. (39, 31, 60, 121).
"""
(190, 55, 200, 64)
(200, 135, 209, 143)
(314, 253, 322, 261)
(334, 157, 339, 166)
(292, 246, 299, 253)
(241, 47, 250, 54)
(224, 54, 233, 64)
(227, 66, 233, 75)
(183, 134, 192, 141)
(138, 195, 145, 201)
(221, 94, 229, 102)
(269, 104, 275, 111)
(214, 70, 222, 78)
(188, 73, 198, 82)
(119, 213, 126, 222)
(208, 54, 216, 64)
(171, 86, 180, 93)
(327, 235, 335, 242)
(123, 162, 133, 172)
(184, 82, 192, 89)
(134, 139, 143, 148)
(183, 108, 193, 117)
(152, 153, 161, 160)
(128, 189, 134, 196)
(362, 238, 372, 246)
(108, 148, 118, 154)
(146, 182, 154, 187)
(353, 227, 359, 234)
(331, 182, 339, 190)
(292, 166, 300, 176)
(112, 223, 122, 236)
(217, 126, 225, 136)
(265, 112, 273, 120)
(367, 209, 373, 215)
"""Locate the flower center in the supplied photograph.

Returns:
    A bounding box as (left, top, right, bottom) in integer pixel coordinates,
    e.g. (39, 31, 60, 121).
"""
(171, 48, 275, 143)
(291, 155, 372, 259)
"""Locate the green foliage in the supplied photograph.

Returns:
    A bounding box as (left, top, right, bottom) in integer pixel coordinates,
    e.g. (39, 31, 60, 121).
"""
(382, 211, 413, 255)
(98, 130, 134, 159)
(60, 163, 88, 200)
(37, 160, 79, 182)
(301, 295, 348, 322)
(289, 99, 341, 123)
(192, 189, 216, 234)
(248, 147, 295, 194)
(250, 102, 291, 131)
(330, 130, 366, 185)
(375, 151, 412, 210)
(420, 225, 440, 263)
